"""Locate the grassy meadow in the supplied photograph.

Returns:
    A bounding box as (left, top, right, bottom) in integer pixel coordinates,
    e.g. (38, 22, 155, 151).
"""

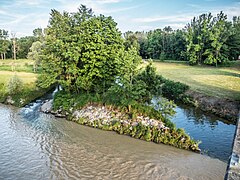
(0, 71, 37, 85)
(0, 59, 36, 84)
(0, 59, 34, 72)
(152, 61, 240, 101)
(0, 59, 46, 106)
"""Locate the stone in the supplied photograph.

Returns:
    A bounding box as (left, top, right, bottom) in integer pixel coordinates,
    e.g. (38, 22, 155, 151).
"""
(6, 96, 15, 105)
(40, 99, 53, 113)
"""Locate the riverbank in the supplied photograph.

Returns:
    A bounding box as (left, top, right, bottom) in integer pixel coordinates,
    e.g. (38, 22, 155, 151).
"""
(185, 90, 239, 122)
(153, 61, 240, 121)
(40, 98, 200, 152)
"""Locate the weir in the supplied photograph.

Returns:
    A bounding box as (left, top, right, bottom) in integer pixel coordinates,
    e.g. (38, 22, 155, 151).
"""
(226, 114, 240, 179)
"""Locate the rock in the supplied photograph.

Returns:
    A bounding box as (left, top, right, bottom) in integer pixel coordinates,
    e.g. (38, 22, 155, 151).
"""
(141, 120, 148, 126)
(158, 122, 165, 129)
(36, 100, 42, 103)
(6, 96, 15, 105)
(150, 120, 159, 127)
(132, 122, 138, 126)
(40, 99, 53, 113)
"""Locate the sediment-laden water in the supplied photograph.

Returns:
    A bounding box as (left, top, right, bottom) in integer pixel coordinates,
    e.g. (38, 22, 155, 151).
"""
(0, 103, 230, 179)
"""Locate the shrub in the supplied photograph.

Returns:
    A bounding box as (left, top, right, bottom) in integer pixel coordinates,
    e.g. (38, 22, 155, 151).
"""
(7, 75, 23, 95)
(162, 79, 189, 100)
(0, 83, 7, 102)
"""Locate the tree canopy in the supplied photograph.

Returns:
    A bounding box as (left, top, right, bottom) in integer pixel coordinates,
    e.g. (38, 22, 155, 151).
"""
(38, 5, 139, 93)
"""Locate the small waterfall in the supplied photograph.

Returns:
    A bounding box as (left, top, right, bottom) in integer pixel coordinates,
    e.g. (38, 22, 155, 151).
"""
(20, 85, 62, 118)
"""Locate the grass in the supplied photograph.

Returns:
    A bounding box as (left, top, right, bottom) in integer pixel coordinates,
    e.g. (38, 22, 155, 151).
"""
(152, 61, 240, 101)
(0, 71, 37, 85)
(0, 59, 34, 72)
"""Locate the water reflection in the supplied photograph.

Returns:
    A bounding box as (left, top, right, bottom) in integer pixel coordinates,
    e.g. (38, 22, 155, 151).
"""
(171, 105, 235, 162)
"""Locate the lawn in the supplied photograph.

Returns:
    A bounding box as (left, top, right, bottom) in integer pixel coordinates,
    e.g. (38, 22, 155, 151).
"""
(0, 71, 37, 85)
(0, 59, 34, 72)
(152, 61, 240, 101)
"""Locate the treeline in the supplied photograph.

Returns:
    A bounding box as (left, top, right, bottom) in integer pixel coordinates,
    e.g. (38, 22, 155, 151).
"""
(1, 11, 240, 67)
(0, 28, 43, 60)
(125, 11, 240, 66)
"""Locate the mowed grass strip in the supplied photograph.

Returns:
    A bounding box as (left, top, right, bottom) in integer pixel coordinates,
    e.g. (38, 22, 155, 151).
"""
(0, 59, 34, 72)
(152, 61, 240, 101)
(0, 71, 37, 85)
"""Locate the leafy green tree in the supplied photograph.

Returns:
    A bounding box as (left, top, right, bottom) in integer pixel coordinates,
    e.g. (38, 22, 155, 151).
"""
(39, 5, 130, 93)
(185, 13, 213, 65)
(27, 41, 42, 72)
(16, 36, 37, 59)
(123, 31, 140, 52)
(33, 28, 44, 41)
(0, 29, 10, 60)
(204, 11, 229, 66)
(226, 16, 240, 60)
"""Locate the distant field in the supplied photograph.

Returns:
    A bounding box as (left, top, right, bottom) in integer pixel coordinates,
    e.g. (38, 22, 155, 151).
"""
(0, 71, 37, 85)
(152, 61, 240, 101)
(0, 59, 34, 72)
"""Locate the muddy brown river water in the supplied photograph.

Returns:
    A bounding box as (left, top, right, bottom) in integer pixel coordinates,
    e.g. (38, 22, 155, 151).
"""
(0, 103, 229, 179)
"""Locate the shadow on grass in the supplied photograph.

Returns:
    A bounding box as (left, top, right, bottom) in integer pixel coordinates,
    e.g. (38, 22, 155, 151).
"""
(192, 81, 240, 101)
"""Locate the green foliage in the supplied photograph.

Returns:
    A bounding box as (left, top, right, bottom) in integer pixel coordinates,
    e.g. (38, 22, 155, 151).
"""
(39, 5, 129, 93)
(27, 41, 43, 72)
(131, 28, 187, 61)
(53, 90, 102, 112)
(0, 29, 9, 60)
(162, 79, 189, 100)
(16, 36, 38, 59)
(0, 83, 7, 102)
(7, 75, 23, 95)
(10, 85, 51, 107)
(154, 97, 176, 118)
(136, 63, 164, 97)
(185, 11, 239, 66)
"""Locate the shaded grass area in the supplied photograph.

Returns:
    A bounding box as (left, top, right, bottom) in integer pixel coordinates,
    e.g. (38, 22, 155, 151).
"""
(152, 61, 240, 101)
(0, 59, 34, 72)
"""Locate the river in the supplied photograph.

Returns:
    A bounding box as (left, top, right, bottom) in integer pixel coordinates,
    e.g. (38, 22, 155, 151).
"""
(0, 102, 234, 179)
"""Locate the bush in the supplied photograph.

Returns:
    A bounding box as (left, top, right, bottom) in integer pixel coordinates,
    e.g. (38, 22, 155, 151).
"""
(0, 83, 7, 102)
(7, 75, 23, 95)
(162, 79, 189, 100)
(136, 63, 164, 97)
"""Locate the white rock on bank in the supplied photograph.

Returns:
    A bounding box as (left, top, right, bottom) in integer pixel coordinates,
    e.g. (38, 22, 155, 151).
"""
(40, 99, 53, 113)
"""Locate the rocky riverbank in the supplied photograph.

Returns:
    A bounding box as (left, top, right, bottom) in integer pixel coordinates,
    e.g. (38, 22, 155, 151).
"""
(40, 100, 200, 152)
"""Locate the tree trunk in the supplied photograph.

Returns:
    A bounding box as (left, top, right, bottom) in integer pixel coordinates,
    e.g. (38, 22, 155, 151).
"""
(13, 39, 16, 60)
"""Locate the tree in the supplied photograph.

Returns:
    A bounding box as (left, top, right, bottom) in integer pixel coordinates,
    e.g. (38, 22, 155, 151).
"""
(185, 13, 213, 65)
(39, 5, 133, 93)
(0, 29, 10, 60)
(16, 36, 37, 59)
(123, 31, 140, 51)
(204, 11, 229, 66)
(33, 28, 44, 41)
(27, 41, 42, 72)
(226, 16, 240, 60)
